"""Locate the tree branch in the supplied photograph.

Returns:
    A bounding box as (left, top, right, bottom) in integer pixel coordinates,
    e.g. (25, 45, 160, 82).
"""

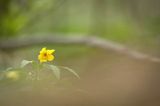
(0, 34, 160, 63)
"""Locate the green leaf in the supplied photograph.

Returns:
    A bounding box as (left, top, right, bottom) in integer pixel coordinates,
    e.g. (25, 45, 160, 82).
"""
(61, 66, 80, 79)
(48, 65, 60, 80)
(20, 60, 33, 68)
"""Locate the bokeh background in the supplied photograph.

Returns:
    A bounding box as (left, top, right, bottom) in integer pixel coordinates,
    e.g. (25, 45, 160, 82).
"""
(0, 0, 160, 105)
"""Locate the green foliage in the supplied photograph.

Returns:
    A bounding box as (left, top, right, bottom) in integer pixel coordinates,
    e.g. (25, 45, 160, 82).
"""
(20, 60, 33, 68)
(0, 0, 159, 46)
(0, 60, 79, 82)
(46, 64, 61, 80)
(60, 66, 80, 79)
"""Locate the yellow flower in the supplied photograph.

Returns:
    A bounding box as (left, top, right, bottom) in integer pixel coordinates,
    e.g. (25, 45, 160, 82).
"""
(38, 47, 55, 63)
(6, 71, 19, 80)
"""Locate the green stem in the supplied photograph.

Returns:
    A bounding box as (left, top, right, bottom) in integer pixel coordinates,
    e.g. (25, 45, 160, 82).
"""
(36, 63, 42, 80)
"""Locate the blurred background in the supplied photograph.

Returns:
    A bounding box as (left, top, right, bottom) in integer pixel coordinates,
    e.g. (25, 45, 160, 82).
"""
(0, 0, 160, 105)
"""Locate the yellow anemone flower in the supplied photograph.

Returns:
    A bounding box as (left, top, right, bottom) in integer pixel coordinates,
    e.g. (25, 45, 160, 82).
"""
(38, 47, 55, 63)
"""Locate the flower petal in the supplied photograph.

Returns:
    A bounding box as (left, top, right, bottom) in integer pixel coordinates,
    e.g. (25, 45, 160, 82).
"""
(38, 54, 42, 60)
(40, 47, 47, 54)
(40, 59, 47, 63)
(47, 49, 55, 54)
(48, 55, 54, 61)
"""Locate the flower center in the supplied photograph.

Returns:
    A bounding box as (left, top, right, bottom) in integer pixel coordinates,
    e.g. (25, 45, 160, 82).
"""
(44, 53, 47, 57)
